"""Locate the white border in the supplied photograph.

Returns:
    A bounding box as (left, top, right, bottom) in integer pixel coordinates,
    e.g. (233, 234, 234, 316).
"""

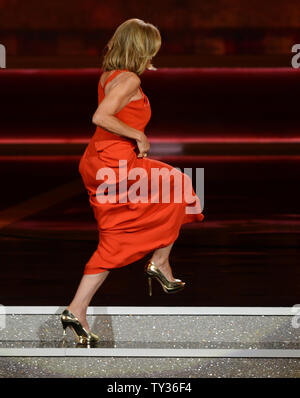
(3, 306, 296, 316)
(1, 348, 300, 358)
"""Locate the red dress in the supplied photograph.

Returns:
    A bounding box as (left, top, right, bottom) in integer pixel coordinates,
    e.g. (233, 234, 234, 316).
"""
(79, 69, 204, 274)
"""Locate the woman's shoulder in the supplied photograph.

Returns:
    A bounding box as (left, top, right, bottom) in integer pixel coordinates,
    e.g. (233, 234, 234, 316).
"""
(103, 69, 140, 83)
(118, 70, 141, 85)
(100, 69, 142, 101)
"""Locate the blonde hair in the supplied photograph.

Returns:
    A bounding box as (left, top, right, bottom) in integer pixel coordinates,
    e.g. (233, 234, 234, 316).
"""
(101, 18, 161, 75)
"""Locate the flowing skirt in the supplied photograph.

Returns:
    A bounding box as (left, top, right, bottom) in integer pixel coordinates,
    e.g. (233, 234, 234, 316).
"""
(79, 138, 204, 274)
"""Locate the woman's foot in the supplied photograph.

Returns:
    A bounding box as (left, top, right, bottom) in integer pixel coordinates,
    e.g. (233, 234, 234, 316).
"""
(149, 258, 177, 282)
(66, 306, 91, 333)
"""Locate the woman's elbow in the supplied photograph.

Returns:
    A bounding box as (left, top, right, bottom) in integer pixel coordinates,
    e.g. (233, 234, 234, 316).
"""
(92, 113, 106, 127)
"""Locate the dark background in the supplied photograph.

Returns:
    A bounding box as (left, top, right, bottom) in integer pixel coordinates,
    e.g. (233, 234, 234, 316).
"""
(1, 0, 300, 68)
(0, 0, 299, 306)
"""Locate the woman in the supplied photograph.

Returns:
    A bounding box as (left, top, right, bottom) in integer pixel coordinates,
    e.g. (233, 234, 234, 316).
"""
(60, 18, 204, 345)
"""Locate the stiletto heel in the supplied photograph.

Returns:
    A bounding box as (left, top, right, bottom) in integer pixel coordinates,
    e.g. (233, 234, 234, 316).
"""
(62, 326, 67, 337)
(144, 260, 185, 295)
(60, 308, 100, 345)
(148, 276, 152, 296)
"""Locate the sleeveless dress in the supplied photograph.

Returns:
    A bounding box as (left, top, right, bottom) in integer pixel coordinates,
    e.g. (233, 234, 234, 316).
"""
(79, 69, 204, 274)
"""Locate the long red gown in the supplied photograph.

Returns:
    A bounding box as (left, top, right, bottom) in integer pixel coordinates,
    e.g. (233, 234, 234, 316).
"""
(79, 69, 204, 274)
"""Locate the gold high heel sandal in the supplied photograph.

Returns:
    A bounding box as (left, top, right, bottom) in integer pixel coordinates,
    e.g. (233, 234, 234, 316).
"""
(144, 260, 185, 296)
(60, 308, 99, 345)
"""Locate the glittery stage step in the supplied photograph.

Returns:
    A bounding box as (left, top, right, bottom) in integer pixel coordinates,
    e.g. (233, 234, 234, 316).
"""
(1, 306, 300, 377)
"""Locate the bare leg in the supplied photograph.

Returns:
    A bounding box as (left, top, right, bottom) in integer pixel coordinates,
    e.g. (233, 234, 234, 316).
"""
(67, 242, 176, 332)
(149, 242, 176, 281)
(67, 271, 110, 333)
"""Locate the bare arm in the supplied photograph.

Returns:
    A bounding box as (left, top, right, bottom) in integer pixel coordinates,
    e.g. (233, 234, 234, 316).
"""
(93, 73, 143, 140)
(92, 72, 150, 157)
